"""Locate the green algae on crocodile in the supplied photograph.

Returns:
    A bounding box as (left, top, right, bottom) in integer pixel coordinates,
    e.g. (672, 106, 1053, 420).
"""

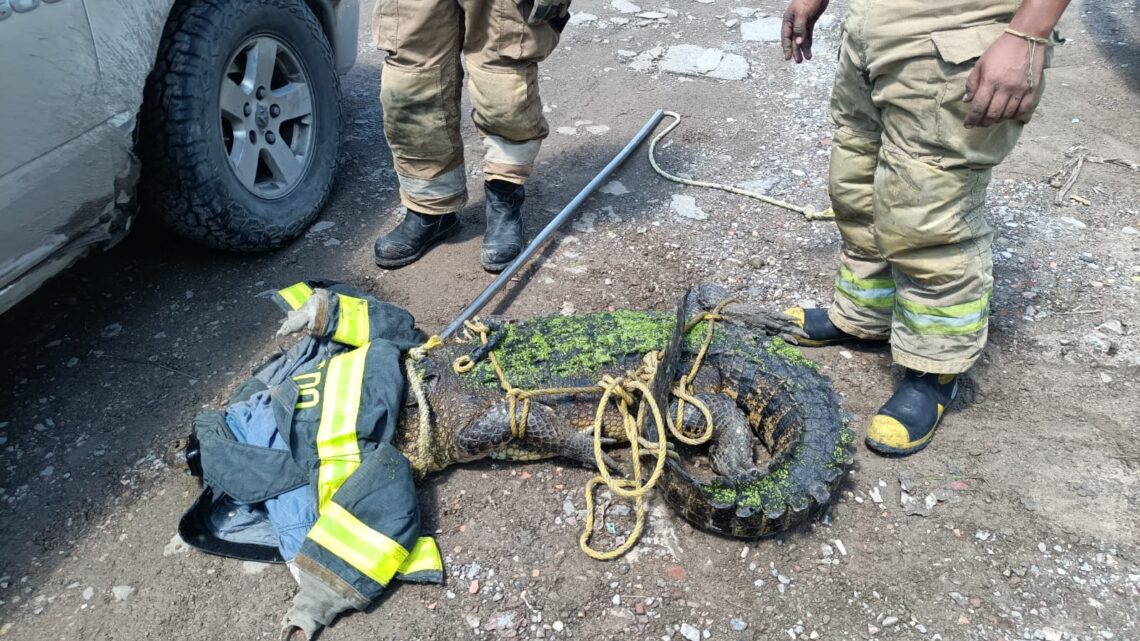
(458, 311, 817, 389)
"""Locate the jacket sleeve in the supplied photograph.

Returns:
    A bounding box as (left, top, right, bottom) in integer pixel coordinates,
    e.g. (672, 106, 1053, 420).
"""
(288, 443, 442, 611)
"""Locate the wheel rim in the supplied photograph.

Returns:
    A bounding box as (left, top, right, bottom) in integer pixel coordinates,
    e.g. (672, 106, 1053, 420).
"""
(219, 35, 316, 200)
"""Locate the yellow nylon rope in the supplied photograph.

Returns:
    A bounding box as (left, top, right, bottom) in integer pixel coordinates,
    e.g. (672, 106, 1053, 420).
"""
(428, 308, 726, 560)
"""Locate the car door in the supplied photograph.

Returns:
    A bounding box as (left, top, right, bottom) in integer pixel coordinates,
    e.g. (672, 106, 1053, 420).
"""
(0, 0, 111, 307)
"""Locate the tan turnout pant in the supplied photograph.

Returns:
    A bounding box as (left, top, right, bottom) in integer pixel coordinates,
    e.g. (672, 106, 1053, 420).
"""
(827, 0, 1045, 374)
(372, 0, 561, 215)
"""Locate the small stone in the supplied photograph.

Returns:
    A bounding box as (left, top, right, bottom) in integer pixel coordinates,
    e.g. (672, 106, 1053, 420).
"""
(1122, 226, 1138, 235)
(111, 585, 135, 602)
(882, 616, 899, 627)
(1042, 628, 1063, 641)
(308, 221, 335, 233)
(101, 324, 123, 338)
(1097, 319, 1125, 335)
(976, 530, 991, 541)
(731, 618, 748, 631)
(552, 621, 565, 632)
(465, 614, 481, 629)
(40, 465, 54, 478)
(820, 543, 833, 557)
(469, 579, 480, 594)
(599, 181, 630, 196)
(82, 587, 94, 601)
(163, 533, 190, 557)
(1059, 216, 1086, 230)
(680, 622, 701, 641)
(899, 472, 914, 493)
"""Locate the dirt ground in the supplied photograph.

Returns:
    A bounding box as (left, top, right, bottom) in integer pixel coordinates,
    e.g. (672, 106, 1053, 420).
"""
(1, 0, 1137, 640)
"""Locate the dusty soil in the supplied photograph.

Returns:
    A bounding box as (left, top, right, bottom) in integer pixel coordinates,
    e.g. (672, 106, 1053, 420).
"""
(1, 0, 1137, 640)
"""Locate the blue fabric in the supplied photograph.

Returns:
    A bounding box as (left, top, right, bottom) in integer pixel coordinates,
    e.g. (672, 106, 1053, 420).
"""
(225, 391, 316, 561)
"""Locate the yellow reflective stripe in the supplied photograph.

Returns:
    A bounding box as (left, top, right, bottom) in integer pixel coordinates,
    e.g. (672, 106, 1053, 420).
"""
(397, 537, 443, 577)
(333, 294, 371, 347)
(279, 282, 315, 310)
(307, 502, 409, 587)
(896, 291, 991, 336)
(838, 265, 895, 291)
(315, 346, 368, 510)
(896, 290, 991, 318)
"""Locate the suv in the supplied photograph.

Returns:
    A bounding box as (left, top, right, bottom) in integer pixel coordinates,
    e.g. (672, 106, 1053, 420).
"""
(0, 0, 359, 314)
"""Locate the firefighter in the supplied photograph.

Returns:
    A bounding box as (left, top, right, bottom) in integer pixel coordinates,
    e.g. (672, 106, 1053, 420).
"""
(779, 0, 1068, 454)
(372, 0, 571, 272)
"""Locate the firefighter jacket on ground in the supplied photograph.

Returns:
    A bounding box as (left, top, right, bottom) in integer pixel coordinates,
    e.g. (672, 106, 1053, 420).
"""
(179, 281, 443, 637)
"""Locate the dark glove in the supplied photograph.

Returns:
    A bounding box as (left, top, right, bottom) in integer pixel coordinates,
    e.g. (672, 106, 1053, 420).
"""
(520, 0, 571, 25)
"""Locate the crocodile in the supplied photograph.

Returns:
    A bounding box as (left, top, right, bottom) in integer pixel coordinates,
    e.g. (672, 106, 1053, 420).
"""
(395, 289, 854, 539)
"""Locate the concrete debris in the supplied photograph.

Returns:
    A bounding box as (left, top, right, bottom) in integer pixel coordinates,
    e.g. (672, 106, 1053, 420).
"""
(112, 585, 136, 602)
(568, 12, 598, 25)
(611, 0, 640, 14)
(670, 194, 707, 220)
(659, 45, 750, 81)
(741, 17, 782, 42)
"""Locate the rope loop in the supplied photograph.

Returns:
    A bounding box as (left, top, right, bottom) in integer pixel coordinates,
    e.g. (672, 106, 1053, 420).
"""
(438, 305, 732, 560)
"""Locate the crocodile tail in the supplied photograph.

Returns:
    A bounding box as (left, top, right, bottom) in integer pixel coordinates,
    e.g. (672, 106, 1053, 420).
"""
(657, 337, 854, 539)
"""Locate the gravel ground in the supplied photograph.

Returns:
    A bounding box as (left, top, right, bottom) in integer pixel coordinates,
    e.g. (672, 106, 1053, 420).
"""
(0, 0, 1137, 640)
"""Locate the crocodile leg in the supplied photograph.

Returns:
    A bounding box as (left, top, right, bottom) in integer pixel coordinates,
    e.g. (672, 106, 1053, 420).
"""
(720, 302, 809, 342)
(455, 401, 621, 471)
(672, 392, 756, 479)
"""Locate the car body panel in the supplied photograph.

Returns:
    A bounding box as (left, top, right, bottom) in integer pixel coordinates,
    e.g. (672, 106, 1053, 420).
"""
(0, 0, 115, 313)
(0, 0, 358, 315)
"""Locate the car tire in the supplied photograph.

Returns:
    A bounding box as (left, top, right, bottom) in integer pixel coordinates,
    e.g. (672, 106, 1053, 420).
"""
(139, 0, 341, 251)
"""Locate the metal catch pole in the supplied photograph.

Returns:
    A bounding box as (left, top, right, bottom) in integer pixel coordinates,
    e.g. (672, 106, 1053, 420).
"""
(439, 109, 666, 340)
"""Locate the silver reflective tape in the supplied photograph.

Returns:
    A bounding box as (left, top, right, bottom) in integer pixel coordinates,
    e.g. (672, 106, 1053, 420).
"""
(397, 165, 467, 200)
(896, 305, 986, 328)
(835, 278, 895, 302)
(482, 135, 541, 167)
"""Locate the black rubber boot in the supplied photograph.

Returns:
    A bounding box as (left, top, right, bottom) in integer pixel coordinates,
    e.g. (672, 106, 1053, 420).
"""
(866, 369, 959, 456)
(482, 180, 525, 273)
(782, 307, 887, 347)
(374, 209, 459, 268)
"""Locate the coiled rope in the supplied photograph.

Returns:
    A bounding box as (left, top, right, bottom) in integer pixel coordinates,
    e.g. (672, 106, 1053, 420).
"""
(409, 301, 731, 559)
(649, 111, 834, 221)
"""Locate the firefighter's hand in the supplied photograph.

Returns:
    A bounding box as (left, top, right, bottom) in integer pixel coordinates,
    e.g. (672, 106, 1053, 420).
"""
(523, 0, 571, 25)
(782, 0, 829, 63)
(964, 33, 1046, 128)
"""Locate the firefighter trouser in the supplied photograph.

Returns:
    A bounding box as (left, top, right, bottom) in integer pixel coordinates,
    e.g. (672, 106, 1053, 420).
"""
(373, 0, 562, 214)
(827, 0, 1045, 374)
